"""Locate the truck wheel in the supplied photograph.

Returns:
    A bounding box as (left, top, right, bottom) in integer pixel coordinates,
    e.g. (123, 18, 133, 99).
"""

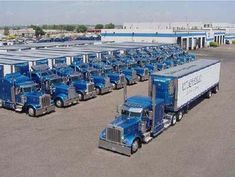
(177, 111, 183, 121)
(28, 107, 36, 117)
(213, 85, 219, 94)
(137, 76, 141, 81)
(78, 93, 83, 101)
(96, 88, 101, 95)
(131, 139, 140, 154)
(206, 90, 212, 98)
(171, 114, 177, 126)
(55, 98, 64, 108)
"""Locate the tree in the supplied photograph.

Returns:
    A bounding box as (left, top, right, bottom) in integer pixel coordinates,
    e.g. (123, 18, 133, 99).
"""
(76, 25, 87, 33)
(3, 27, 10, 36)
(104, 23, 115, 29)
(64, 25, 76, 32)
(95, 24, 104, 29)
(31, 25, 45, 37)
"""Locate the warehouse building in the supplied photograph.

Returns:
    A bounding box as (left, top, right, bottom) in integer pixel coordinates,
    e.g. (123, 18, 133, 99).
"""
(101, 22, 234, 50)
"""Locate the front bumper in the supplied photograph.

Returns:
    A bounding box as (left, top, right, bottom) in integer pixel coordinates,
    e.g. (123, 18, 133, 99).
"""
(83, 90, 97, 100)
(98, 139, 131, 156)
(114, 82, 125, 89)
(35, 105, 55, 117)
(100, 85, 113, 94)
(139, 74, 149, 81)
(64, 97, 79, 107)
(127, 76, 138, 85)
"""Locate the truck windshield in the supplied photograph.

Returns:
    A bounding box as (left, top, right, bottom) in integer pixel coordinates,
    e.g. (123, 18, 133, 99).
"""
(71, 76, 80, 82)
(121, 109, 142, 118)
(51, 78, 63, 85)
(21, 85, 37, 93)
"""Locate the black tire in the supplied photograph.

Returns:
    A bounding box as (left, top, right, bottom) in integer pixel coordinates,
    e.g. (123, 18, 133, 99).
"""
(213, 85, 219, 94)
(27, 106, 36, 117)
(55, 98, 64, 108)
(96, 87, 101, 95)
(78, 93, 84, 101)
(131, 139, 140, 154)
(206, 90, 212, 98)
(177, 111, 183, 121)
(171, 114, 177, 126)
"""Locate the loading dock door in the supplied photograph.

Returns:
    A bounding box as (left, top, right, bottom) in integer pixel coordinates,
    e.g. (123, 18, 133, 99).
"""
(189, 38, 192, 50)
(198, 38, 201, 48)
(182, 38, 187, 50)
(202, 37, 205, 47)
(177, 37, 182, 46)
(194, 38, 197, 50)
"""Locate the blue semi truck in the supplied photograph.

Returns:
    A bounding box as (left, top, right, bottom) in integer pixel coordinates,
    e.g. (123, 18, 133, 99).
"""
(91, 61, 127, 90)
(30, 64, 80, 108)
(72, 63, 113, 94)
(99, 59, 221, 156)
(53, 63, 97, 101)
(102, 56, 137, 86)
(0, 72, 55, 117)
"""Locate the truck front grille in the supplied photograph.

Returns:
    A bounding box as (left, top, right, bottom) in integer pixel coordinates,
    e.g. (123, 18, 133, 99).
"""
(132, 70, 137, 79)
(88, 83, 95, 92)
(41, 95, 51, 108)
(120, 75, 125, 84)
(106, 127, 122, 143)
(144, 69, 149, 76)
(68, 87, 77, 99)
(105, 78, 111, 87)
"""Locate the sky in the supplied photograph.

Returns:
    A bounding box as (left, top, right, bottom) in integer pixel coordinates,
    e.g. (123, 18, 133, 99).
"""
(0, 1, 235, 26)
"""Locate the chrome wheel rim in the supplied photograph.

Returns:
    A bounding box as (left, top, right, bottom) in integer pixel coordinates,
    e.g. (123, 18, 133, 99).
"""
(132, 140, 139, 152)
(28, 108, 34, 116)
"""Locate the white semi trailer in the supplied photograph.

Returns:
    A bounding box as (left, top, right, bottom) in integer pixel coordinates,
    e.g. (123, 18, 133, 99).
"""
(99, 59, 221, 156)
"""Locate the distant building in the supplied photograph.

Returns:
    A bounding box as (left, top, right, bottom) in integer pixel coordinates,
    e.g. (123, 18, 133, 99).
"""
(9, 28, 35, 38)
(102, 22, 235, 50)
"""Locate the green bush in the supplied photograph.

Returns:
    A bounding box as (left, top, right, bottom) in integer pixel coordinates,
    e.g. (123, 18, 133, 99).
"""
(232, 40, 235, 44)
(209, 41, 219, 47)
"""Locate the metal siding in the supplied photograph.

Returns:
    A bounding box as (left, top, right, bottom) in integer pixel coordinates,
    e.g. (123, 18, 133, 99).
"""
(176, 63, 220, 109)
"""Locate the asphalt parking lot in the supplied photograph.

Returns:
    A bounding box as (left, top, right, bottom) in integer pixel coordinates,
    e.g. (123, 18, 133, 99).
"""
(0, 45, 235, 177)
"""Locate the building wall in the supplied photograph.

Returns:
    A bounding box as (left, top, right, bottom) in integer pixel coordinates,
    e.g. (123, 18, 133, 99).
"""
(101, 28, 225, 50)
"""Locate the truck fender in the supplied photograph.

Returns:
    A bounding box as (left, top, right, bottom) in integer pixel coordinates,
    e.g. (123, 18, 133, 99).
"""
(26, 104, 37, 117)
(124, 134, 142, 148)
(54, 94, 67, 103)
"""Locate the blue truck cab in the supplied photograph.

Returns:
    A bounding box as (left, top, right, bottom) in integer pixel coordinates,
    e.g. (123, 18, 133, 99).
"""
(92, 61, 126, 90)
(30, 64, 79, 108)
(72, 63, 112, 94)
(103, 56, 137, 86)
(53, 63, 96, 101)
(0, 72, 55, 117)
(99, 95, 166, 156)
(127, 58, 149, 81)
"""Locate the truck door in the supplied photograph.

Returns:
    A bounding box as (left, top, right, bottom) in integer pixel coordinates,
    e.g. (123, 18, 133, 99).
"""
(151, 101, 164, 134)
